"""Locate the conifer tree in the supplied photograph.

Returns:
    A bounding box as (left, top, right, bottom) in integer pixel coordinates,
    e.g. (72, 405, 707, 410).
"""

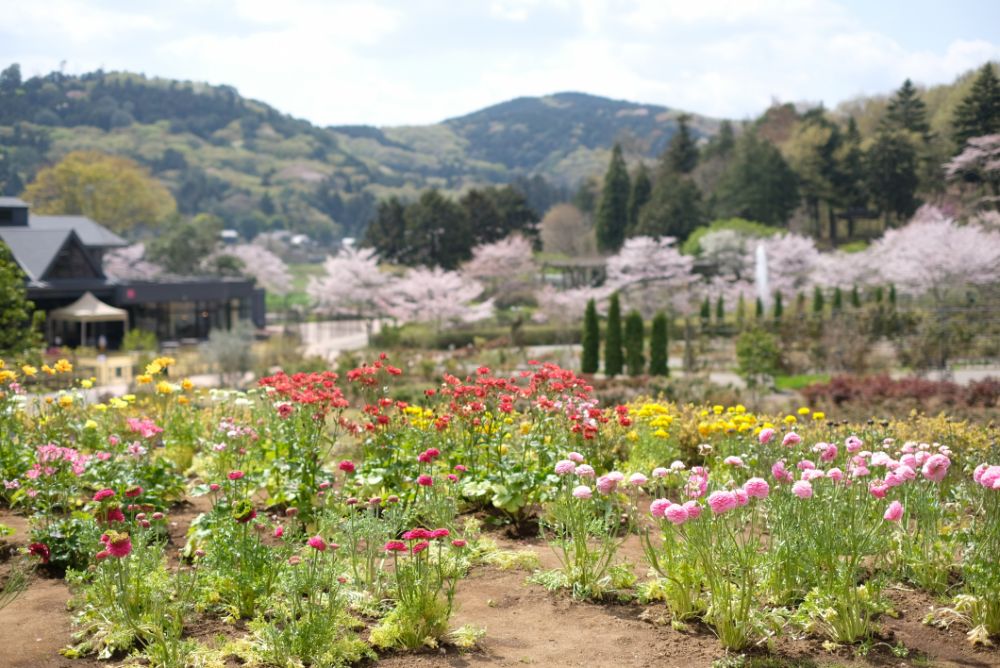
(850, 285, 861, 308)
(649, 311, 669, 376)
(885, 78, 929, 135)
(715, 295, 725, 325)
(773, 291, 783, 320)
(699, 296, 711, 327)
(889, 284, 897, 307)
(624, 310, 645, 377)
(0, 241, 42, 356)
(874, 286, 884, 303)
(736, 293, 746, 329)
(666, 114, 699, 174)
(953, 64, 1000, 148)
(813, 286, 825, 314)
(833, 286, 843, 311)
(755, 297, 764, 320)
(627, 164, 651, 233)
(581, 299, 600, 374)
(605, 292, 623, 377)
(595, 144, 630, 251)
(796, 292, 806, 316)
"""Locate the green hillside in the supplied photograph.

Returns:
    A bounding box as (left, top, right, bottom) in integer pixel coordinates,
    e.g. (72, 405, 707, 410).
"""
(0, 65, 715, 241)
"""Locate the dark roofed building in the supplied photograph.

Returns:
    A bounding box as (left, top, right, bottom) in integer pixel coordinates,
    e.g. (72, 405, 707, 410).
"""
(0, 198, 265, 349)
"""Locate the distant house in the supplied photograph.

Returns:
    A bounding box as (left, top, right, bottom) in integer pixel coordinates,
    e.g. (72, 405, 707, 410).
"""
(0, 197, 265, 349)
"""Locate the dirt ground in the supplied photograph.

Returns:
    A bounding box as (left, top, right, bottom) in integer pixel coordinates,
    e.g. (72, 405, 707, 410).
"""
(2, 507, 998, 668)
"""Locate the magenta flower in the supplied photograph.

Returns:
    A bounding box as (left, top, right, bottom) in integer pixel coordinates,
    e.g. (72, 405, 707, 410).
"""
(412, 540, 430, 554)
(338, 460, 356, 473)
(827, 467, 844, 482)
(417, 474, 433, 487)
(883, 500, 904, 522)
(93, 488, 116, 502)
(782, 432, 801, 447)
(228, 470, 244, 480)
(707, 490, 738, 514)
(682, 500, 702, 519)
(665, 504, 689, 525)
(771, 459, 793, 483)
(102, 531, 133, 558)
(758, 428, 775, 444)
(792, 480, 813, 499)
(384, 540, 407, 552)
(743, 477, 770, 499)
(451, 539, 467, 548)
(308, 535, 327, 551)
(650, 498, 669, 518)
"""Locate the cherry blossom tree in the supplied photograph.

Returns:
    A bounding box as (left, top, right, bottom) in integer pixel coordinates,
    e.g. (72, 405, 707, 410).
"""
(209, 243, 293, 296)
(308, 247, 394, 334)
(103, 243, 164, 281)
(605, 236, 697, 316)
(753, 233, 821, 298)
(377, 266, 491, 330)
(533, 284, 614, 325)
(946, 134, 1000, 210)
(461, 234, 537, 297)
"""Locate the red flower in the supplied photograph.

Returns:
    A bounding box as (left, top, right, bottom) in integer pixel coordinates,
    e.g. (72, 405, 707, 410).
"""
(228, 470, 245, 480)
(307, 535, 327, 551)
(451, 539, 467, 548)
(411, 540, 430, 554)
(431, 528, 450, 539)
(339, 460, 356, 473)
(417, 474, 433, 487)
(93, 488, 116, 502)
(402, 528, 434, 540)
(124, 486, 143, 498)
(28, 542, 50, 563)
(384, 540, 407, 552)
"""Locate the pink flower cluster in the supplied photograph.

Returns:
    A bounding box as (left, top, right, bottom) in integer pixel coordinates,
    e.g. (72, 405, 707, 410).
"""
(974, 463, 1000, 490)
(650, 498, 702, 524)
(30, 443, 89, 477)
(126, 418, 163, 439)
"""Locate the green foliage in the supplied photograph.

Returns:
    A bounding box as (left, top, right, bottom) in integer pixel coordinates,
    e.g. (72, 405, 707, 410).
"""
(773, 291, 783, 320)
(755, 297, 764, 319)
(885, 78, 930, 135)
(624, 310, 645, 377)
(715, 295, 725, 324)
(735, 327, 781, 388)
(681, 218, 780, 256)
(714, 131, 799, 226)
(581, 299, 600, 374)
(850, 285, 861, 308)
(866, 129, 919, 223)
(833, 286, 843, 311)
(147, 213, 222, 274)
(636, 169, 704, 241)
(0, 240, 43, 356)
(604, 293, 623, 377)
(649, 311, 669, 377)
(595, 144, 630, 251)
(627, 163, 652, 233)
(665, 114, 699, 174)
(813, 286, 825, 313)
(699, 296, 711, 324)
(952, 63, 1000, 148)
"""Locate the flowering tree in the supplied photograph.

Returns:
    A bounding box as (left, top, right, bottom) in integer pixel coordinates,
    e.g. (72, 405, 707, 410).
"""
(946, 134, 1000, 210)
(308, 247, 394, 335)
(867, 205, 1000, 298)
(461, 235, 536, 296)
(533, 284, 614, 326)
(605, 236, 696, 317)
(103, 243, 164, 281)
(754, 233, 821, 298)
(209, 243, 293, 296)
(377, 267, 491, 330)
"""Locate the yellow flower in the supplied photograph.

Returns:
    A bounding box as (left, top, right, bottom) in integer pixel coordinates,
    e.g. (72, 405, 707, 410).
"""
(812, 411, 826, 421)
(177, 396, 190, 405)
(712, 405, 724, 415)
(84, 419, 98, 429)
(123, 394, 136, 402)
(109, 397, 128, 409)
(154, 356, 175, 368)
(783, 415, 797, 425)
(156, 381, 174, 395)
(93, 403, 108, 412)
(145, 361, 162, 375)
(500, 444, 509, 455)
(653, 428, 669, 438)
(519, 422, 532, 435)
(136, 374, 153, 385)
(58, 394, 73, 408)
(0, 359, 4, 368)
(626, 430, 639, 441)
(80, 379, 93, 389)
(797, 406, 811, 416)
(0, 370, 15, 383)
(21, 364, 37, 377)
(42, 364, 56, 375)
(54, 359, 73, 373)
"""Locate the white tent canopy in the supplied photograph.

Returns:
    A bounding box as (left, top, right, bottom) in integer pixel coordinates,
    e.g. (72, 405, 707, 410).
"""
(48, 292, 129, 347)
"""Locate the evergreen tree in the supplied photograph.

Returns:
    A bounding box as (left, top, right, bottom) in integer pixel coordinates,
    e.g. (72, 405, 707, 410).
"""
(704, 119, 735, 159)
(401, 189, 471, 269)
(885, 78, 929, 135)
(0, 241, 42, 356)
(755, 297, 764, 319)
(833, 286, 843, 311)
(889, 284, 897, 307)
(699, 296, 711, 327)
(796, 292, 806, 316)
(736, 293, 746, 329)
(714, 130, 800, 226)
(715, 295, 725, 325)
(604, 293, 623, 377)
(581, 299, 600, 374)
(649, 312, 669, 376)
(813, 286, 825, 314)
(627, 163, 652, 233)
(850, 285, 861, 308)
(666, 115, 699, 174)
(874, 286, 884, 303)
(595, 144, 631, 251)
(835, 117, 868, 238)
(635, 170, 704, 241)
(866, 129, 919, 224)
(953, 64, 1000, 148)
(364, 197, 407, 262)
(624, 310, 645, 377)
(773, 291, 783, 320)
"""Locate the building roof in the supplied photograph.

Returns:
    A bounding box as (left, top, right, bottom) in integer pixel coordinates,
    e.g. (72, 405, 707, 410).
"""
(49, 291, 129, 323)
(0, 227, 77, 281)
(30, 215, 127, 248)
(0, 197, 28, 208)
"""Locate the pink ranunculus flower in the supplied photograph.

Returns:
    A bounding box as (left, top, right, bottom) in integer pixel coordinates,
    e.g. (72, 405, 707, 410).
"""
(93, 488, 116, 502)
(651, 467, 669, 478)
(650, 498, 670, 518)
(771, 459, 793, 483)
(567, 451, 585, 463)
(308, 535, 327, 551)
(797, 459, 815, 471)
(758, 428, 776, 444)
(921, 453, 950, 483)
(606, 471, 625, 483)
(724, 456, 745, 468)
(792, 480, 813, 499)
(628, 472, 648, 487)
(682, 500, 702, 519)
(870, 452, 893, 467)
(884, 500, 904, 522)
(575, 464, 595, 478)
(554, 459, 576, 476)
(743, 477, 770, 499)
(820, 443, 838, 462)
(899, 453, 918, 469)
(869, 481, 889, 498)
(844, 435, 862, 453)
(707, 490, 738, 515)
(802, 469, 825, 482)
(665, 504, 689, 525)
(978, 465, 1000, 489)
(228, 470, 245, 480)
(827, 467, 844, 482)
(417, 474, 433, 486)
(782, 432, 801, 447)
(572, 485, 593, 499)
(734, 488, 749, 507)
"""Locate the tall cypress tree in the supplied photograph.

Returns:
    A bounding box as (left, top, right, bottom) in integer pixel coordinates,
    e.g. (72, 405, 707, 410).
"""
(699, 297, 711, 327)
(624, 310, 645, 377)
(736, 293, 746, 329)
(889, 284, 897, 307)
(605, 293, 624, 377)
(773, 291, 783, 320)
(850, 285, 861, 308)
(953, 64, 1000, 148)
(833, 287, 843, 311)
(715, 295, 725, 325)
(885, 78, 929, 135)
(627, 163, 651, 234)
(649, 312, 669, 376)
(813, 286, 825, 314)
(595, 144, 631, 251)
(796, 292, 806, 316)
(666, 114, 699, 174)
(581, 299, 600, 374)
(755, 297, 764, 319)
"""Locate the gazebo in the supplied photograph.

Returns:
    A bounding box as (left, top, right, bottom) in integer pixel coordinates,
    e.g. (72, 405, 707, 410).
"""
(48, 292, 129, 349)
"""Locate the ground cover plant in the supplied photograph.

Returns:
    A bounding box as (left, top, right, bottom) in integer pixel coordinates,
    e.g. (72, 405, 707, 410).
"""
(0, 356, 998, 666)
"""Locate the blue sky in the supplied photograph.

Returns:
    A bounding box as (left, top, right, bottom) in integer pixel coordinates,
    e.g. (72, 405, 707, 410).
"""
(2, 0, 998, 127)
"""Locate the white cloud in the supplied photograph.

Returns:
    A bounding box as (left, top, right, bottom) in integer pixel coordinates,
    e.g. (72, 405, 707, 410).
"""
(4, 1, 162, 43)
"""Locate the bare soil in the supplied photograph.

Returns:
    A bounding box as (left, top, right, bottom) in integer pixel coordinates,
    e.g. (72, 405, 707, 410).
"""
(2, 508, 999, 668)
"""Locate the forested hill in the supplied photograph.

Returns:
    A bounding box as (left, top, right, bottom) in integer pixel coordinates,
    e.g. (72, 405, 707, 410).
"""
(0, 66, 716, 241)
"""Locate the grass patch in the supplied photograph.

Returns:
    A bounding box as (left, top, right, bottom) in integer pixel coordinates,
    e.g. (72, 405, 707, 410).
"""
(774, 373, 831, 391)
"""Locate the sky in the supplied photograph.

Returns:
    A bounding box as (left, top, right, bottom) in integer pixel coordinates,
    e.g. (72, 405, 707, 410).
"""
(2, 0, 998, 127)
